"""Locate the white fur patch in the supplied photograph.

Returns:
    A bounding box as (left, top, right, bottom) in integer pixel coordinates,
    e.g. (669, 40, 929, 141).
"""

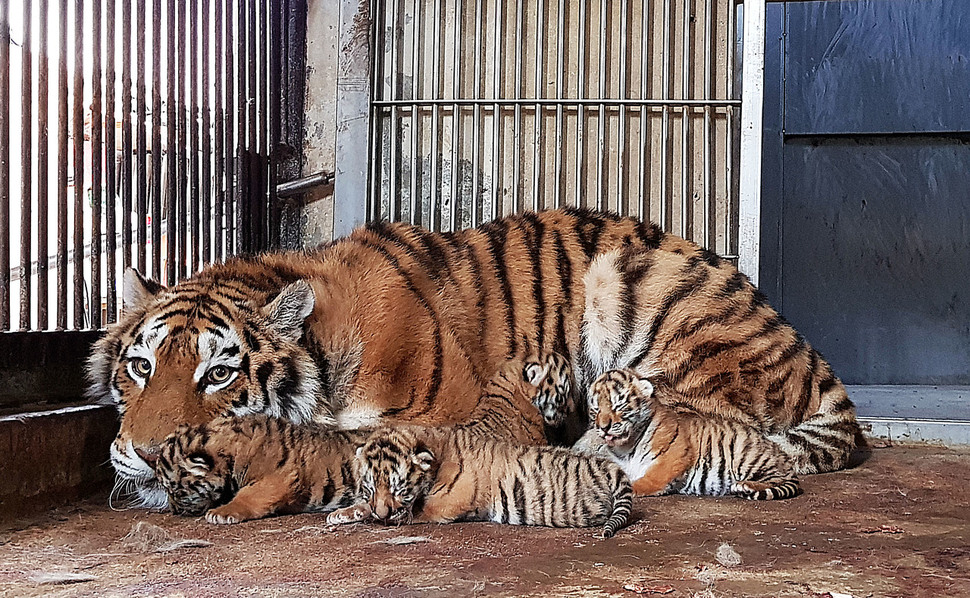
(336, 405, 384, 430)
(582, 251, 627, 373)
(124, 318, 170, 388)
(194, 327, 244, 392)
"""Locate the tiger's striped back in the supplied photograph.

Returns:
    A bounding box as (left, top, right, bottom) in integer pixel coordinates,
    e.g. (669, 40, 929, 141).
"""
(586, 368, 801, 501)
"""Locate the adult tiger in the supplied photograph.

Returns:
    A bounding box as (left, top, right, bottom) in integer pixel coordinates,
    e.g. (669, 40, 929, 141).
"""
(87, 208, 859, 509)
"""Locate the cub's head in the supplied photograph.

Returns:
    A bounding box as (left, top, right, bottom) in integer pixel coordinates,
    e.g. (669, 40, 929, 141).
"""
(587, 368, 656, 447)
(87, 267, 325, 509)
(356, 427, 436, 524)
(155, 420, 235, 516)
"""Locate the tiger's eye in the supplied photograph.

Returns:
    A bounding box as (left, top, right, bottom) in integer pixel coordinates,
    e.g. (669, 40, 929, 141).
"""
(206, 365, 234, 385)
(129, 358, 152, 378)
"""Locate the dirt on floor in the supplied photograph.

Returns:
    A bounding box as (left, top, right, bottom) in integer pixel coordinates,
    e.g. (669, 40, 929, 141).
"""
(1, 443, 969, 598)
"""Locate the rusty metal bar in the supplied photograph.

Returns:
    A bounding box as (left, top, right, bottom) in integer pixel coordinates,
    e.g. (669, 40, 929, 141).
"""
(38, 0, 51, 327)
(56, 0, 68, 329)
(135, 0, 147, 275)
(0, 0, 10, 330)
(213, 0, 224, 262)
(19, 0, 33, 329)
(166, 0, 177, 285)
(202, 0, 213, 262)
(104, 0, 116, 321)
(224, 0, 235, 256)
(151, 0, 162, 282)
(177, 0, 187, 279)
(90, 0, 103, 328)
(276, 171, 335, 197)
(531, 0, 543, 212)
(248, 0, 258, 251)
(73, 0, 86, 328)
(189, 0, 200, 271)
(262, 0, 274, 248)
(120, 0, 132, 276)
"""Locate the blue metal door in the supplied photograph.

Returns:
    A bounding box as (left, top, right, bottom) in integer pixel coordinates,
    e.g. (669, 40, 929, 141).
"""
(759, 0, 970, 385)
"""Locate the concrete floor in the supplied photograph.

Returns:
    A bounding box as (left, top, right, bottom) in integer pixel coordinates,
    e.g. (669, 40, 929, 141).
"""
(1, 444, 968, 598)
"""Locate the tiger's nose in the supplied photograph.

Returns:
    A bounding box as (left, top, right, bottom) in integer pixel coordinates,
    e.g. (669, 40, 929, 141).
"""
(135, 446, 161, 466)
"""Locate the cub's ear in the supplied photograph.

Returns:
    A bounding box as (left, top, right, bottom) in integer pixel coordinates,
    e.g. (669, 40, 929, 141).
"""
(411, 447, 435, 472)
(122, 268, 164, 312)
(263, 280, 316, 342)
(522, 361, 546, 386)
(634, 376, 656, 398)
(184, 452, 213, 476)
(356, 446, 365, 459)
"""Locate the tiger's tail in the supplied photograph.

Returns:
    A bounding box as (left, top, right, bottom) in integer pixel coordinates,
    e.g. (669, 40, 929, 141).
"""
(603, 471, 633, 538)
(733, 478, 802, 500)
(769, 366, 862, 475)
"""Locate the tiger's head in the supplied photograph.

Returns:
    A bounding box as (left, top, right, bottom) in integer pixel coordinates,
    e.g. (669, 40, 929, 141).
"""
(155, 419, 236, 516)
(587, 368, 656, 449)
(355, 427, 437, 524)
(87, 268, 325, 509)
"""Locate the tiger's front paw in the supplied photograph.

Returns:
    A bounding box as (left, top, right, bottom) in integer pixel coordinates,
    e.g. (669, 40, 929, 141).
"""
(205, 506, 245, 525)
(524, 352, 573, 426)
(326, 503, 372, 525)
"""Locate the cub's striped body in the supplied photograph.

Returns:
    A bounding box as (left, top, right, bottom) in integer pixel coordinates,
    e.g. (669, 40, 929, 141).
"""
(582, 247, 860, 474)
(343, 423, 633, 538)
(88, 208, 858, 509)
(155, 415, 368, 523)
(582, 369, 801, 500)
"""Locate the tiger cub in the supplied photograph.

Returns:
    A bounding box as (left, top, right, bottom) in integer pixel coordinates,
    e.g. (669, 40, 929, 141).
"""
(329, 424, 633, 538)
(580, 368, 801, 500)
(155, 415, 369, 524)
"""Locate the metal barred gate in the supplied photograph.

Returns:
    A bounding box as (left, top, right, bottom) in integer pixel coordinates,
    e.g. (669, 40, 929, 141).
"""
(366, 0, 742, 260)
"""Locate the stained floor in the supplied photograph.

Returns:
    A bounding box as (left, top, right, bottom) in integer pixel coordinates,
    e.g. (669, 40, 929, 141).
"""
(1, 444, 969, 598)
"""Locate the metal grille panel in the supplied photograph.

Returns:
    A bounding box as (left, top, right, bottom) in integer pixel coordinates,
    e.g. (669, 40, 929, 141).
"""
(369, 0, 740, 257)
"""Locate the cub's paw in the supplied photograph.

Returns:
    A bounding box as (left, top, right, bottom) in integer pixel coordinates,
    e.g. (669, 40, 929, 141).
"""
(326, 503, 372, 525)
(524, 352, 573, 427)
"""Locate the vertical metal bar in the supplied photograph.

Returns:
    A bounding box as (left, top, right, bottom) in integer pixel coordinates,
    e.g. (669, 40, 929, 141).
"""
(660, 0, 670, 230)
(166, 0, 176, 285)
(151, 0, 162, 281)
(429, 0, 441, 231)
(703, 0, 712, 248)
(638, 0, 649, 221)
(739, 0, 766, 284)
(0, 0, 9, 330)
(260, 0, 270, 248)
(121, 0, 132, 275)
(177, 0, 187, 278)
(617, 0, 628, 216)
(574, 0, 586, 209)
(73, 0, 86, 328)
(409, 0, 420, 226)
(135, 0, 147, 275)
(190, 0, 200, 269)
(19, 0, 33, 329)
(104, 0, 116, 321)
(553, 0, 563, 210)
(57, 0, 69, 329)
(387, 0, 399, 222)
(247, 0, 257, 249)
(225, 0, 235, 256)
(681, 0, 690, 239)
(90, 0, 103, 328)
(595, 0, 606, 212)
(471, 0, 483, 227)
(366, 0, 382, 225)
(202, 0, 212, 261)
(511, 0, 522, 214)
(490, 0, 501, 221)
(726, 0, 736, 257)
(38, 0, 51, 327)
(531, 0, 543, 212)
(213, 0, 224, 262)
(449, 0, 462, 231)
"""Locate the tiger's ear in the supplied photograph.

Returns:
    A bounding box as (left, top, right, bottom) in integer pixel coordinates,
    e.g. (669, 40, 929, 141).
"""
(411, 447, 435, 472)
(634, 376, 655, 398)
(263, 280, 316, 342)
(522, 361, 546, 386)
(122, 268, 164, 312)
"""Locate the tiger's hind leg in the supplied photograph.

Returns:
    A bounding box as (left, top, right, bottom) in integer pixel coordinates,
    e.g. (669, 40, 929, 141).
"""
(732, 478, 802, 500)
(768, 394, 862, 475)
(523, 352, 574, 427)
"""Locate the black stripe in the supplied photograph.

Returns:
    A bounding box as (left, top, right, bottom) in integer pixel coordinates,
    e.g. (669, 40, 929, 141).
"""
(256, 362, 274, 405)
(522, 213, 546, 350)
(617, 254, 653, 353)
(553, 231, 572, 356)
(635, 221, 664, 250)
(512, 477, 527, 525)
(628, 269, 710, 369)
(574, 212, 606, 260)
(482, 219, 517, 358)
